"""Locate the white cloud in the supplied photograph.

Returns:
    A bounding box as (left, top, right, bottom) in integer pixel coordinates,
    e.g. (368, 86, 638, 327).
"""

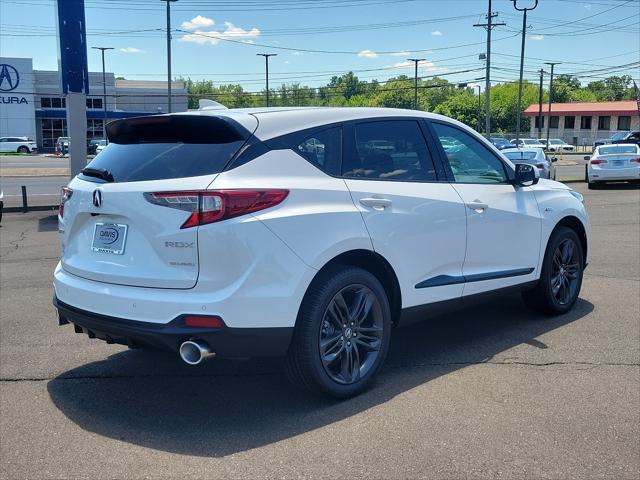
(181, 15, 215, 30)
(180, 21, 261, 45)
(387, 59, 436, 71)
(531, 34, 544, 41)
(390, 50, 411, 57)
(358, 49, 378, 58)
(291, 51, 303, 56)
(431, 30, 443, 36)
(119, 47, 144, 54)
(583, 3, 592, 10)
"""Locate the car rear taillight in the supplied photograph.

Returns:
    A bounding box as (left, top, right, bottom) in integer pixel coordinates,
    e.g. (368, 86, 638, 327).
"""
(536, 163, 546, 169)
(59, 187, 73, 218)
(590, 159, 608, 165)
(144, 190, 289, 229)
(630, 158, 640, 163)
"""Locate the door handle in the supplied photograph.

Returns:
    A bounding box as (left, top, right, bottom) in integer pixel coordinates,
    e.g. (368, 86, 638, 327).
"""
(359, 197, 392, 210)
(467, 201, 488, 213)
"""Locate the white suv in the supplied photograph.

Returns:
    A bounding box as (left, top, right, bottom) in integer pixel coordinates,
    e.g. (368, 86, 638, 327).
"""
(0, 136, 38, 153)
(54, 108, 589, 398)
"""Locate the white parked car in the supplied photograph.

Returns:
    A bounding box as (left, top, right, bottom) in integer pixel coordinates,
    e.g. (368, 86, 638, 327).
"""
(546, 139, 575, 153)
(586, 144, 640, 189)
(54, 108, 589, 398)
(501, 147, 556, 180)
(0, 136, 38, 153)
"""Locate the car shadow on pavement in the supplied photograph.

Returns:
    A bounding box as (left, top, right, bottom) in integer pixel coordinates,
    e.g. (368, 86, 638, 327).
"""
(47, 294, 593, 458)
(37, 215, 58, 232)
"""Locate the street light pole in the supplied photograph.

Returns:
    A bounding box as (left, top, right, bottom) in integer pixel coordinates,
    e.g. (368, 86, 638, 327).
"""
(407, 58, 425, 110)
(545, 62, 561, 147)
(160, 0, 178, 113)
(537, 68, 544, 138)
(512, 0, 538, 143)
(91, 46, 114, 140)
(257, 53, 277, 107)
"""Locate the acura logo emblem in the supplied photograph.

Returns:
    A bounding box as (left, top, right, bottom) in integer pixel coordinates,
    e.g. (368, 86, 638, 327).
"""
(0, 64, 20, 92)
(93, 189, 103, 208)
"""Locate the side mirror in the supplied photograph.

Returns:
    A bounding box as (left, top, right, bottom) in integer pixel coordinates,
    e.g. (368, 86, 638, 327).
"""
(584, 156, 590, 161)
(514, 163, 539, 186)
(551, 157, 558, 163)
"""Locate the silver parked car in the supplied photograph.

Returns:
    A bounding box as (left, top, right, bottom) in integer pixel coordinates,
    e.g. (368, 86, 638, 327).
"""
(501, 147, 556, 180)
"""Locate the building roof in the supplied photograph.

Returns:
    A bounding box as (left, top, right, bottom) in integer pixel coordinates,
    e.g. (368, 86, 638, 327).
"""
(524, 100, 638, 117)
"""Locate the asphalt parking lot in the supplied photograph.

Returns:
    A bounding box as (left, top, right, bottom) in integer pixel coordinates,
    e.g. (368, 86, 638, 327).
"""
(1, 182, 638, 479)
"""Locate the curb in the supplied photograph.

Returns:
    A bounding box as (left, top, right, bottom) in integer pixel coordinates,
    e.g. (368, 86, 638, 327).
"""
(3, 205, 59, 213)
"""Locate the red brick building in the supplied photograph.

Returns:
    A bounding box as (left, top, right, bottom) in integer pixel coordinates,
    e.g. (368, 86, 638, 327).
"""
(524, 100, 639, 145)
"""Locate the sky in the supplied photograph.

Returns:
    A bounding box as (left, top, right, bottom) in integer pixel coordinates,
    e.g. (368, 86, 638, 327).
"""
(0, 0, 639, 93)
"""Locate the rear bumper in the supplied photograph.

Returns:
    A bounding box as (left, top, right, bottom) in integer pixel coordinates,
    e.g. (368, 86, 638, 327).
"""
(54, 296, 293, 358)
(589, 166, 639, 182)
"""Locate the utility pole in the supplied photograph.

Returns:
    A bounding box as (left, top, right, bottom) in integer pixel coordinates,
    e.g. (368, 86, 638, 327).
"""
(257, 53, 277, 107)
(512, 0, 539, 143)
(160, 0, 177, 113)
(545, 62, 561, 146)
(474, 0, 505, 137)
(407, 58, 425, 110)
(91, 47, 113, 140)
(537, 68, 544, 138)
(476, 84, 482, 133)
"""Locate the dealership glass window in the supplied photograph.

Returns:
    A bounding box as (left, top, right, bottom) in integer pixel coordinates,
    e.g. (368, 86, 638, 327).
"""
(580, 116, 592, 130)
(41, 118, 67, 149)
(86, 98, 103, 109)
(617, 116, 631, 130)
(40, 97, 66, 109)
(549, 116, 559, 128)
(598, 116, 611, 130)
(564, 116, 575, 129)
(87, 120, 104, 139)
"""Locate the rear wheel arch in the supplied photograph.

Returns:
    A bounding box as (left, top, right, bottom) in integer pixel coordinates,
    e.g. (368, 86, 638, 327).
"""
(302, 249, 402, 326)
(551, 216, 588, 266)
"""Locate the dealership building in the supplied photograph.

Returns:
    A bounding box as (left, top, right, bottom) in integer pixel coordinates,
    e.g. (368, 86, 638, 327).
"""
(0, 57, 187, 151)
(524, 100, 640, 145)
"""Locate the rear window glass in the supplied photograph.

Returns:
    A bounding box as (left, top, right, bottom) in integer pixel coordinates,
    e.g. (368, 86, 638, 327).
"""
(598, 145, 637, 155)
(504, 151, 538, 161)
(82, 115, 248, 183)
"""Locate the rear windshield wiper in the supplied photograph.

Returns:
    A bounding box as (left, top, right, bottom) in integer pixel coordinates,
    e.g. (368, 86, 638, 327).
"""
(81, 167, 115, 183)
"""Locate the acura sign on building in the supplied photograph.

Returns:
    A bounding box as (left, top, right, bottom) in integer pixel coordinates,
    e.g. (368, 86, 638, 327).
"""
(0, 57, 36, 140)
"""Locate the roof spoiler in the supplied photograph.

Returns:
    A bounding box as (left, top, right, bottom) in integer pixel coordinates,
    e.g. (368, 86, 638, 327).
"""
(198, 99, 228, 111)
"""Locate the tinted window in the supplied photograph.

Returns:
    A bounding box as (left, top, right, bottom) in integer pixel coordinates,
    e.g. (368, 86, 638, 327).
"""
(295, 127, 341, 175)
(504, 151, 538, 161)
(599, 145, 638, 155)
(342, 120, 437, 181)
(618, 116, 631, 130)
(565, 116, 575, 129)
(432, 123, 508, 184)
(82, 115, 248, 183)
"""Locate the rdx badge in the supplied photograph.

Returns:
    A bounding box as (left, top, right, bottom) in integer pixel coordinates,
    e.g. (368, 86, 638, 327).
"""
(165, 241, 195, 248)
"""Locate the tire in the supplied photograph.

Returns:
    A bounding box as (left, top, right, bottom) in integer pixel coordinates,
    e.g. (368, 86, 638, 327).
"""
(285, 265, 392, 398)
(17, 146, 29, 154)
(587, 181, 598, 190)
(522, 226, 584, 315)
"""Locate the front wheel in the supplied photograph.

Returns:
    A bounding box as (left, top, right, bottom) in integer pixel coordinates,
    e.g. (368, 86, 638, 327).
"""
(286, 266, 392, 398)
(17, 146, 29, 154)
(522, 226, 584, 315)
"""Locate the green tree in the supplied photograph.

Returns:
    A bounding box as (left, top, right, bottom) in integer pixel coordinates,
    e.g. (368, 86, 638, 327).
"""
(433, 90, 481, 129)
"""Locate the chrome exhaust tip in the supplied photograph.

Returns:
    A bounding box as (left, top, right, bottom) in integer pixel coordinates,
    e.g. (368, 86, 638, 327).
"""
(179, 339, 214, 365)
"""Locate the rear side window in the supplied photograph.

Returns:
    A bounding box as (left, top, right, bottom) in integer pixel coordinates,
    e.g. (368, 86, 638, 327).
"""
(82, 115, 249, 183)
(295, 127, 341, 175)
(342, 120, 437, 181)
